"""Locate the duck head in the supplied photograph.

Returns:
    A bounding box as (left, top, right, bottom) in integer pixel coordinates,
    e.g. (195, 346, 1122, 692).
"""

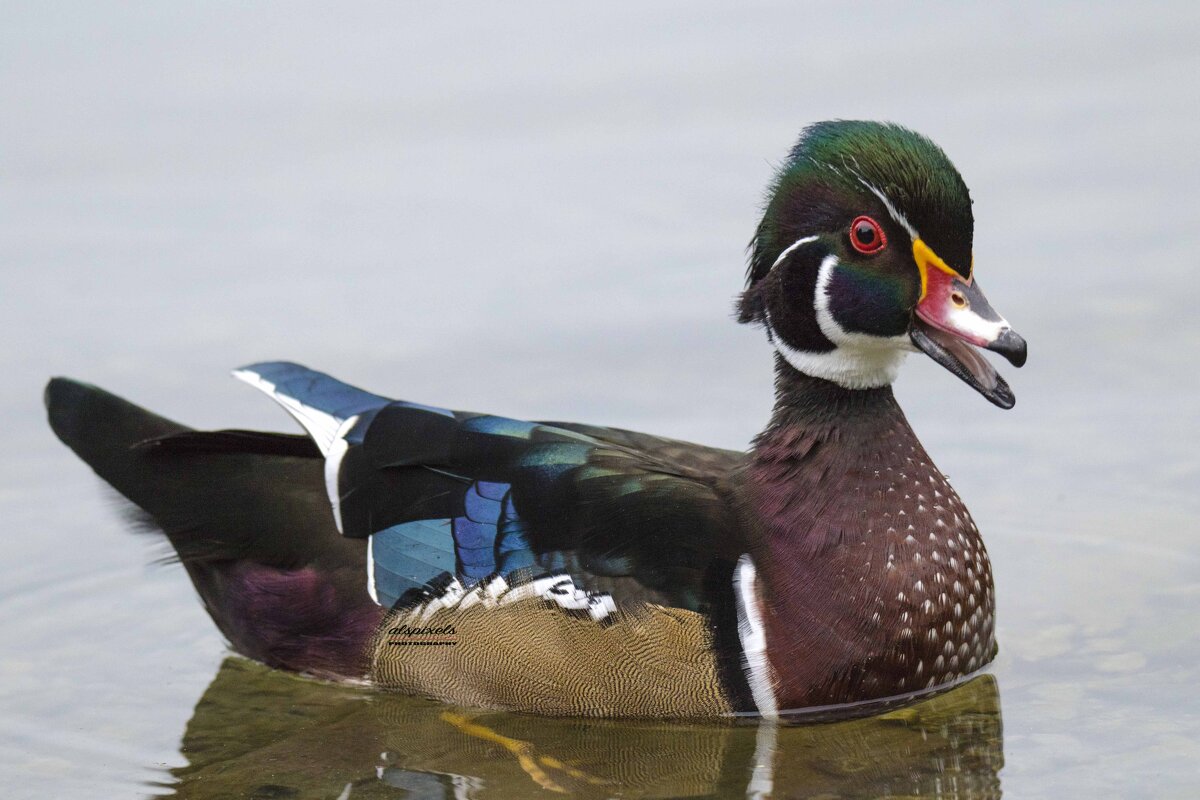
(739, 120, 1026, 408)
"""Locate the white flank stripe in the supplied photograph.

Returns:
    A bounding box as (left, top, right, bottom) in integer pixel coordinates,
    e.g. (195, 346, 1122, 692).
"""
(734, 554, 778, 719)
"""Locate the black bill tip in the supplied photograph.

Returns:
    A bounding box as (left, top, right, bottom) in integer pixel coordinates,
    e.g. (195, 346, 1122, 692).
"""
(987, 328, 1028, 368)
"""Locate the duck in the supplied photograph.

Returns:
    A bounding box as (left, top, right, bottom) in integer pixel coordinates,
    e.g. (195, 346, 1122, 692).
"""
(45, 120, 1026, 719)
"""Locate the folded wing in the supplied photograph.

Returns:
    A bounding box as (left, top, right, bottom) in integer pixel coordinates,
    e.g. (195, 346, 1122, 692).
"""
(236, 362, 746, 614)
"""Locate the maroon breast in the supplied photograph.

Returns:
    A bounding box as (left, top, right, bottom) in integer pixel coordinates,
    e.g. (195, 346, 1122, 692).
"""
(739, 389, 997, 710)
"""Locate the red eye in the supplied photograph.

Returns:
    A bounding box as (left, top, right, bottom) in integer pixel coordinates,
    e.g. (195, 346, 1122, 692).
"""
(849, 215, 887, 255)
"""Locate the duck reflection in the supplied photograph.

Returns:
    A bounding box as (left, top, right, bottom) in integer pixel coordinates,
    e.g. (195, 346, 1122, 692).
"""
(166, 658, 1004, 799)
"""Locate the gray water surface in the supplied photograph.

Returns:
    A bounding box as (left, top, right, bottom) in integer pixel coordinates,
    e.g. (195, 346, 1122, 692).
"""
(2, 3, 1198, 798)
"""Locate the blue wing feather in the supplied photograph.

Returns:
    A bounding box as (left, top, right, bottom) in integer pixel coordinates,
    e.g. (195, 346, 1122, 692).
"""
(241, 365, 739, 614)
(368, 478, 540, 607)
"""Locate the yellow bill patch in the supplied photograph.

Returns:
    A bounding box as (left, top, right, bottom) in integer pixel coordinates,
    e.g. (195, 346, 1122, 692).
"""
(912, 238, 962, 302)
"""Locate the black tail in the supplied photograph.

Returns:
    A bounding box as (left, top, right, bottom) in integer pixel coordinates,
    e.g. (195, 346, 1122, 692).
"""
(45, 378, 382, 678)
(45, 377, 188, 493)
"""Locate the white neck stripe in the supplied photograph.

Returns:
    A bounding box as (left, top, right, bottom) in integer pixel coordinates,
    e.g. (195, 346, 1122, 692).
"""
(812, 255, 909, 350)
(811, 254, 844, 339)
(766, 254, 909, 389)
(769, 317, 909, 389)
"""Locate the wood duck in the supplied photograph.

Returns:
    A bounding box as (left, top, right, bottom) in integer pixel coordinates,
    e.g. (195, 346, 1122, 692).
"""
(46, 120, 1026, 719)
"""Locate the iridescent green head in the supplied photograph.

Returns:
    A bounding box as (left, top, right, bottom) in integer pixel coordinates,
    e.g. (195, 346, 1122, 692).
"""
(739, 121, 1026, 407)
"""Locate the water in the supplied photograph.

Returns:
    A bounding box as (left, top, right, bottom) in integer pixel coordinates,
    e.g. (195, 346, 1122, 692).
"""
(2, 2, 1198, 797)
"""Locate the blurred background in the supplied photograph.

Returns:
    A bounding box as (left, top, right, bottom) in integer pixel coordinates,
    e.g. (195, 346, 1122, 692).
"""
(1, 2, 1198, 798)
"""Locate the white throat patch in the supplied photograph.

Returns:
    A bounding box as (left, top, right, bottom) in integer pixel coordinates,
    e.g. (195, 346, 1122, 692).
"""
(767, 251, 910, 389)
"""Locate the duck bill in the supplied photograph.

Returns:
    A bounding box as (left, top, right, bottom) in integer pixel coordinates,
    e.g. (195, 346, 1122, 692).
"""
(909, 240, 1027, 409)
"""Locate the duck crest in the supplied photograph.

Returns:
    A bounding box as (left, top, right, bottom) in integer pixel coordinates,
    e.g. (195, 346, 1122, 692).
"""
(739, 360, 997, 710)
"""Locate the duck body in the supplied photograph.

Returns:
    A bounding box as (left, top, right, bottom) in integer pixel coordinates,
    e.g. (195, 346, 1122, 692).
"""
(46, 121, 1023, 718)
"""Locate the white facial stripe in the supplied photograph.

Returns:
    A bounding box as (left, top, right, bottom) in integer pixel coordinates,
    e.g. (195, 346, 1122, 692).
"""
(807, 155, 918, 241)
(766, 254, 910, 389)
(855, 177, 919, 240)
(734, 554, 778, 719)
(770, 235, 819, 272)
